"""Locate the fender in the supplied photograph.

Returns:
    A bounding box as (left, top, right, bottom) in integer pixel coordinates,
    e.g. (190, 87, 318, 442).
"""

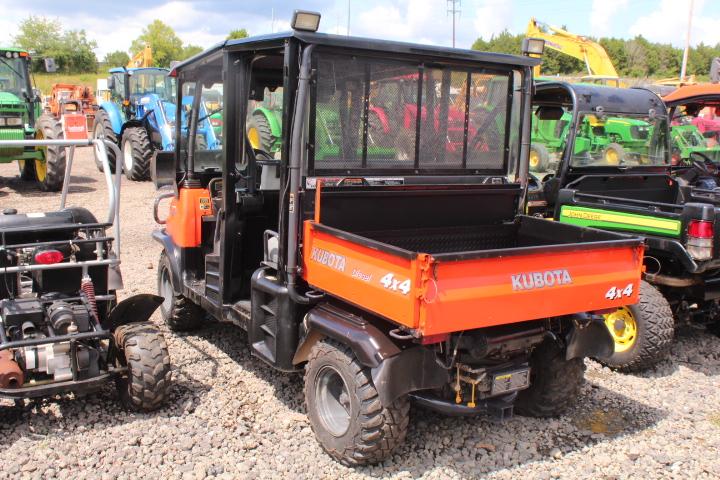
(293, 304, 448, 406)
(103, 294, 163, 331)
(152, 229, 182, 293)
(564, 313, 614, 360)
(369, 106, 390, 133)
(98, 101, 125, 135)
(253, 106, 282, 138)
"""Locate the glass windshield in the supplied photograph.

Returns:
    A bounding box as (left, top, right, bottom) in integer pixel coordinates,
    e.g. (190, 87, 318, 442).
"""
(569, 113, 668, 167)
(311, 52, 520, 173)
(129, 70, 175, 102)
(0, 55, 30, 98)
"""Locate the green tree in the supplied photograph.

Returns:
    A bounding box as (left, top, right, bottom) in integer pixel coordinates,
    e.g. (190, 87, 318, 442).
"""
(130, 20, 183, 68)
(180, 44, 203, 60)
(104, 50, 130, 67)
(227, 28, 249, 40)
(14, 15, 98, 73)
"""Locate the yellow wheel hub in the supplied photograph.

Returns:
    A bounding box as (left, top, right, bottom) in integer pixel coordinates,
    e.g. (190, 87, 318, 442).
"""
(605, 149, 619, 165)
(247, 127, 261, 150)
(34, 126, 48, 183)
(603, 307, 637, 353)
(529, 151, 539, 168)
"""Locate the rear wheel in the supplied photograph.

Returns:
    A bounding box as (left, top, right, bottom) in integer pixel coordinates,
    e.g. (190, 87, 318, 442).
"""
(597, 281, 674, 372)
(247, 112, 275, 152)
(157, 251, 204, 331)
(304, 339, 410, 466)
(34, 115, 67, 191)
(529, 143, 550, 172)
(92, 109, 118, 172)
(114, 322, 171, 412)
(18, 159, 35, 180)
(603, 142, 627, 165)
(121, 126, 153, 181)
(515, 339, 585, 417)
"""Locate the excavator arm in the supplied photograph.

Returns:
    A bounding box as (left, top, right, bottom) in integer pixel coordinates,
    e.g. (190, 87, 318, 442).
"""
(526, 18, 619, 79)
(128, 45, 153, 68)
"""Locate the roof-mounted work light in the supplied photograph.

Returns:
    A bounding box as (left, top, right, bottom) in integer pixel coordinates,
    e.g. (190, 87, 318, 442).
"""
(522, 38, 545, 57)
(291, 10, 321, 32)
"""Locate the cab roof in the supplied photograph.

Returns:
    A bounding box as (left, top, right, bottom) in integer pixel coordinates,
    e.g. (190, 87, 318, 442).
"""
(0, 47, 28, 54)
(108, 67, 169, 74)
(534, 81, 665, 115)
(170, 30, 540, 76)
(662, 83, 720, 106)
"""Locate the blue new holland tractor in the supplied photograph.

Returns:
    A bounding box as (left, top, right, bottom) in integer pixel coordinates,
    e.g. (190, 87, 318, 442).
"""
(92, 67, 218, 181)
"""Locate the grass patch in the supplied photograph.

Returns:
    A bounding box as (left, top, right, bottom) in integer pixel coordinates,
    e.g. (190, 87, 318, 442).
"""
(32, 73, 105, 95)
(710, 414, 720, 428)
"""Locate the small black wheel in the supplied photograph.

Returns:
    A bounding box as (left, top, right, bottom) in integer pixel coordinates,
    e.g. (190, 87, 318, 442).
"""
(92, 109, 118, 172)
(304, 339, 410, 466)
(157, 251, 204, 331)
(515, 338, 585, 417)
(34, 114, 67, 191)
(121, 126, 153, 181)
(597, 281, 674, 372)
(114, 322, 171, 412)
(529, 143, 551, 172)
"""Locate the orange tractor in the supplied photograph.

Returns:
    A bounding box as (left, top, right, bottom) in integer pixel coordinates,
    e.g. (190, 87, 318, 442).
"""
(46, 83, 98, 138)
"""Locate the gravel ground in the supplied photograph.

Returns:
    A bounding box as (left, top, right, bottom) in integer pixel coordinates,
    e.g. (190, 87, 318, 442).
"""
(1, 147, 720, 480)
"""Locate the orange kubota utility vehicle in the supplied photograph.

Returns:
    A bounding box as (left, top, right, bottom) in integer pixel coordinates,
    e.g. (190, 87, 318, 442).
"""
(151, 13, 644, 465)
(46, 83, 97, 136)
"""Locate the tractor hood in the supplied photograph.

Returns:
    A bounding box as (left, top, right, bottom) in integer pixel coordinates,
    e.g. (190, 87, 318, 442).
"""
(0, 91, 24, 108)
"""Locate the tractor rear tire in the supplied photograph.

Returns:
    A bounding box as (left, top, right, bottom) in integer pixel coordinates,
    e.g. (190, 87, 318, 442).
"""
(529, 143, 551, 172)
(603, 142, 627, 165)
(247, 112, 275, 152)
(35, 115, 67, 191)
(114, 322, 171, 412)
(157, 251, 204, 331)
(597, 281, 674, 372)
(92, 109, 118, 173)
(18, 159, 35, 181)
(304, 339, 410, 466)
(515, 339, 585, 417)
(121, 126, 153, 181)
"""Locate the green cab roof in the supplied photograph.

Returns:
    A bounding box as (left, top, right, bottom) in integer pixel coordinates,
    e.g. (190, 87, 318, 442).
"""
(0, 47, 29, 54)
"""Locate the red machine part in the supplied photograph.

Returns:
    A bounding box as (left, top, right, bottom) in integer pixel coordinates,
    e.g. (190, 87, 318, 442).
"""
(0, 350, 24, 389)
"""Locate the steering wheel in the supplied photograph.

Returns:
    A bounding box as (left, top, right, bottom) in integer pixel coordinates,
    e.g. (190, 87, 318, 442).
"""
(690, 151, 718, 176)
(254, 148, 281, 166)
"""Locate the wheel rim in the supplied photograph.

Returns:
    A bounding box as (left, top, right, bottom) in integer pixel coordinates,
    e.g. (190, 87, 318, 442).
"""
(123, 139, 133, 173)
(247, 127, 261, 150)
(159, 265, 173, 316)
(603, 307, 638, 353)
(315, 365, 352, 437)
(34, 126, 47, 182)
(529, 150, 539, 169)
(605, 148, 619, 165)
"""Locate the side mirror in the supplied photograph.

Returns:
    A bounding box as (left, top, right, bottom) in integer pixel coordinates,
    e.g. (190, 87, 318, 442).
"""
(107, 76, 115, 90)
(535, 106, 564, 120)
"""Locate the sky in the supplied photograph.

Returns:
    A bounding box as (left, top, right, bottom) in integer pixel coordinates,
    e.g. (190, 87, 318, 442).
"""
(1, 0, 719, 59)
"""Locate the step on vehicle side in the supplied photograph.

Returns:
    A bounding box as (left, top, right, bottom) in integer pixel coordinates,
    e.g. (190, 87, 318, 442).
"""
(527, 81, 720, 371)
(152, 15, 643, 465)
(0, 138, 171, 410)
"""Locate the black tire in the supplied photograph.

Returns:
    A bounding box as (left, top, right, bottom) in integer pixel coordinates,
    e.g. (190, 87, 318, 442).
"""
(34, 115, 67, 191)
(121, 126, 153, 181)
(247, 112, 275, 152)
(92, 109, 118, 172)
(515, 339, 585, 417)
(529, 143, 551, 172)
(157, 251, 204, 331)
(304, 339, 410, 466)
(603, 142, 627, 165)
(597, 281, 674, 372)
(114, 322, 171, 412)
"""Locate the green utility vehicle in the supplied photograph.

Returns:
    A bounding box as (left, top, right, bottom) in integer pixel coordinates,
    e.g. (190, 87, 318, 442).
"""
(0, 48, 65, 190)
(528, 81, 720, 372)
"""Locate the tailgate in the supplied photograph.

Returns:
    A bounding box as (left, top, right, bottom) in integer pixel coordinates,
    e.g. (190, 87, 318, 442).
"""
(302, 220, 644, 337)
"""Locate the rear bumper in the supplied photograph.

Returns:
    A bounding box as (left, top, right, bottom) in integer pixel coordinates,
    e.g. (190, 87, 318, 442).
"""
(410, 391, 516, 418)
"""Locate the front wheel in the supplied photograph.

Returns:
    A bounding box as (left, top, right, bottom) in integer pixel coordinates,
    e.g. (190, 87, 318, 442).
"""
(114, 322, 171, 412)
(157, 251, 204, 331)
(597, 280, 674, 372)
(34, 115, 67, 191)
(121, 126, 153, 181)
(603, 142, 627, 165)
(304, 339, 410, 466)
(515, 339, 585, 417)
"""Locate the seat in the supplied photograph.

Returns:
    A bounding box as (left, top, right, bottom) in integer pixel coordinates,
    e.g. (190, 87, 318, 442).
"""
(0, 207, 98, 231)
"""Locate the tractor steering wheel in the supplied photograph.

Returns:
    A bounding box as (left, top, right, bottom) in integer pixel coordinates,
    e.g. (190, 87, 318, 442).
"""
(690, 151, 718, 176)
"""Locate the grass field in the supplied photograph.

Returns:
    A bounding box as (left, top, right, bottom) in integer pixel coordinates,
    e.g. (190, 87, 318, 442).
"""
(32, 72, 105, 95)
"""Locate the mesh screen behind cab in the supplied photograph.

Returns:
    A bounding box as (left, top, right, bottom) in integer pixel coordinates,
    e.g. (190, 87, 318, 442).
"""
(312, 54, 513, 173)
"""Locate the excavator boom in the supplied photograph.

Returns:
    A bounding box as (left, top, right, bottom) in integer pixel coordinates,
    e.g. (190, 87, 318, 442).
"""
(526, 18, 619, 79)
(128, 45, 153, 68)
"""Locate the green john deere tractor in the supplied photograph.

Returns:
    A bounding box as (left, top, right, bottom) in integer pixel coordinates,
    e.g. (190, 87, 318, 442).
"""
(669, 124, 720, 164)
(0, 48, 66, 190)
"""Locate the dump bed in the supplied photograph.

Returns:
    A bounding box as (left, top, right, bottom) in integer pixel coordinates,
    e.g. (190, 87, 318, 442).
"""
(302, 215, 643, 336)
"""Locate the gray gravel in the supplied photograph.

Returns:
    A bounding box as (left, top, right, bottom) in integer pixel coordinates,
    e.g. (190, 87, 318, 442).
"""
(1, 147, 720, 480)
